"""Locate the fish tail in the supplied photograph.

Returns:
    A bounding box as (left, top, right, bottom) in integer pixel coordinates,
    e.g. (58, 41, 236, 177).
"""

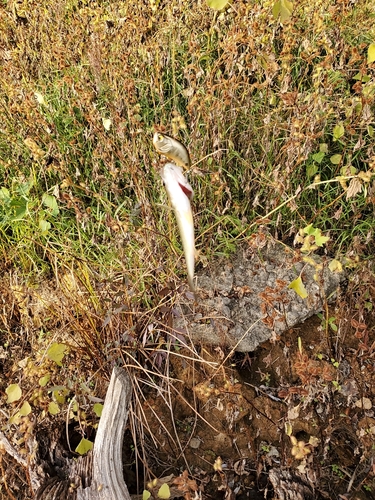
(187, 274, 196, 294)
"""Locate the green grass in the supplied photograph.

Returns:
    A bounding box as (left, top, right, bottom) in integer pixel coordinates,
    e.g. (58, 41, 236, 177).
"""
(0, 0, 374, 293)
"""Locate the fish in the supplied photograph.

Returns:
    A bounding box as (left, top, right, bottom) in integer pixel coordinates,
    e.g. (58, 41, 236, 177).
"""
(160, 162, 196, 294)
(153, 132, 191, 169)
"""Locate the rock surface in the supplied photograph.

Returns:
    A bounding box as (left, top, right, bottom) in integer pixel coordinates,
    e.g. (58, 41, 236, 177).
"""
(174, 235, 345, 352)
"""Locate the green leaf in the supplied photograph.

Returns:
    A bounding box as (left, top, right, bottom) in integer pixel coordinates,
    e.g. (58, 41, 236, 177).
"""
(306, 163, 318, 178)
(303, 224, 315, 235)
(272, 0, 280, 18)
(311, 151, 325, 164)
(368, 43, 375, 64)
(6, 384, 22, 403)
(53, 389, 67, 405)
(75, 437, 93, 455)
(143, 491, 151, 500)
(48, 401, 60, 415)
(206, 0, 228, 10)
(42, 193, 59, 216)
(16, 180, 33, 197)
(10, 198, 27, 220)
(333, 123, 345, 141)
(314, 231, 329, 247)
(39, 219, 51, 234)
(47, 343, 67, 366)
(272, 0, 293, 22)
(157, 483, 170, 499)
(353, 72, 370, 83)
(330, 154, 342, 165)
(93, 403, 103, 417)
(20, 401, 32, 416)
(0, 187, 11, 204)
(288, 277, 308, 299)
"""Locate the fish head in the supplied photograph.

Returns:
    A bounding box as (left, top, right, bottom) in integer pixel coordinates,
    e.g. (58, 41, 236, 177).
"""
(153, 132, 191, 169)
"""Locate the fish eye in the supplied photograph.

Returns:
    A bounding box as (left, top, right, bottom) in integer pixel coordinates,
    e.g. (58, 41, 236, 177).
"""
(158, 134, 164, 141)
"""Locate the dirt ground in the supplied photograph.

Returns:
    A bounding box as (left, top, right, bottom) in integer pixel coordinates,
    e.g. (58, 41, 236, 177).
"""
(129, 263, 375, 500)
(1, 262, 375, 500)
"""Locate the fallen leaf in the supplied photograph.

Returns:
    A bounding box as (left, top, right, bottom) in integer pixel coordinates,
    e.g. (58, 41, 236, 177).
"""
(157, 483, 170, 499)
(75, 437, 93, 455)
(355, 397, 372, 410)
(288, 277, 308, 299)
(206, 0, 228, 10)
(346, 177, 362, 199)
(368, 43, 375, 64)
(6, 384, 22, 404)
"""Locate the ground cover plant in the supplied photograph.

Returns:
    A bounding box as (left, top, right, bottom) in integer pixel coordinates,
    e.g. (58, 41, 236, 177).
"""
(0, 0, 375, 498)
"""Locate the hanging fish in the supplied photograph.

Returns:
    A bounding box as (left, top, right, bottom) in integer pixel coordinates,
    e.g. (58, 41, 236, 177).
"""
(153, 132, 191, 169)
(160, 163, 196, 294)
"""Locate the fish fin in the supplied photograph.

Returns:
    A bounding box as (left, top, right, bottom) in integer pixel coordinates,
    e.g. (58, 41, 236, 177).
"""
(187, 275, 196, 294)
(178, 182, 193, 199)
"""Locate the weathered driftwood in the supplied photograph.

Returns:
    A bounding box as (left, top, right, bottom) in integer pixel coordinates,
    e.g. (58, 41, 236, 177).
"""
(175, 236, 345, 352)
(0, 430, 41, 493)
(268, 468, 315, 500)
(76, 366, 132, 500)
(32, 366, 133, 500)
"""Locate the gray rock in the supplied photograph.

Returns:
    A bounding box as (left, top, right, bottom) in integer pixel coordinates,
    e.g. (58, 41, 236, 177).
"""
(174, 237, 345, 352)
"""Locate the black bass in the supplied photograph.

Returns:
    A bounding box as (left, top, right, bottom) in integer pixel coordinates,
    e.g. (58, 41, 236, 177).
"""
(160, 163, 195, 293)
(153, 132, 191, 169)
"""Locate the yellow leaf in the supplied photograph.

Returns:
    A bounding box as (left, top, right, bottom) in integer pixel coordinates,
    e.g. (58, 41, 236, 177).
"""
(34, 92, 47, 106)
(333, 122, 345, 141)
(213, 456, 223, 471)
(368, 43, 375, 64)
(53, 389, 67, 405)
(39, 374, 51, 387)
(75, 438, 93, 455)
(143, 491, 151, 500)
(102, 117, 112, 131)
(6, 384, 22, 404)
(273, 0, 293, 22)
(330, 154, 342, 165)
(47, 343, 67, 366)
(20, 401, 32, 416)
(24, 137, 45, 159)
(9, 412, 22, 425)
(285, 422, 293, 436)
(288, 277, 308, 299)
(93, 403, 103, 417)
(48, 402, 60, 415)
(157, 483, 170, 499)
(328, 259, 343, 272)
(206, 0, 228, 10)
(302, 256, 316, 266)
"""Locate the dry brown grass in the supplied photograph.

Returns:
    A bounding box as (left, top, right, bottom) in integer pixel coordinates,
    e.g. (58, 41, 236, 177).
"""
(0, 0, 375, 498)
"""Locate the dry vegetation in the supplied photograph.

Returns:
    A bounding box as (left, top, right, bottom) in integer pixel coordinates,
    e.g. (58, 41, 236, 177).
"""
(0, 0, 375, 498)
